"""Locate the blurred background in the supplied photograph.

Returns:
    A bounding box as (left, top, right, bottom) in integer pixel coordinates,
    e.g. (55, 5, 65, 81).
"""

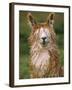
(19, 11, 64, 79)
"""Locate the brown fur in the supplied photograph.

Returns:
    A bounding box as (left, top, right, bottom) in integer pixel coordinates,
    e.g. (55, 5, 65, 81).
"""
(27, 13, 64, 78)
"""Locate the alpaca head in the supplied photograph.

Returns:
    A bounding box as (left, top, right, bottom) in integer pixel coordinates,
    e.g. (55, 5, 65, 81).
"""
(27, 13, 55, 47)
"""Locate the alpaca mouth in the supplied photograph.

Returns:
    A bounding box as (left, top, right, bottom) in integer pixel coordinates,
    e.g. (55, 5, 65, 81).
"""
(42, 41, 47, 47)
(43, 41, 46, 45)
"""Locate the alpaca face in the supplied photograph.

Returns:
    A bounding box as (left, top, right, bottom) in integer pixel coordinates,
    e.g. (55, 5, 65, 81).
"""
(38, 27, 50, 46)
(27, 13, 55, 47)
(33, 26, 51, 47)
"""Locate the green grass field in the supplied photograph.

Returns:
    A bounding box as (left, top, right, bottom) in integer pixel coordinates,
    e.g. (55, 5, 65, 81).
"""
(19, 11, 64, 79)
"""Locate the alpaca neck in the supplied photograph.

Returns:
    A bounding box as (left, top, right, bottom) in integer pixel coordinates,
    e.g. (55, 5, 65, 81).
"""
(30, 42, 50, 73)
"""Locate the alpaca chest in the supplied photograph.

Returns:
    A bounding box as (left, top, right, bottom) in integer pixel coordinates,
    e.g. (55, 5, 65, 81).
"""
(31, 50, 50, 72)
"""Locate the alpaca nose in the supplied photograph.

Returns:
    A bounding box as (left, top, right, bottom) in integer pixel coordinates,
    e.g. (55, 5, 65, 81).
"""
(42, 37, 46, 41)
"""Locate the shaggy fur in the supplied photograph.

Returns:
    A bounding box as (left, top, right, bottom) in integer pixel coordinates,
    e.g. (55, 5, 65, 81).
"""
(27, 13, 64, 78)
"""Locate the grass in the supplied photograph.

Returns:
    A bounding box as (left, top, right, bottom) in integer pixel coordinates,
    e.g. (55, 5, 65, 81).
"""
(19, 55, 30, 79)
(19, 11, 64, 79)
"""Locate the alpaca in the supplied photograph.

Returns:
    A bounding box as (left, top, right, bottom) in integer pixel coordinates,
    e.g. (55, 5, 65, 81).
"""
(27, 13, 64, 78)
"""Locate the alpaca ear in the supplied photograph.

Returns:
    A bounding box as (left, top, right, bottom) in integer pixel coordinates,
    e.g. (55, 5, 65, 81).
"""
(47, 13, 55, 27)
(27, 13, 37, 27)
